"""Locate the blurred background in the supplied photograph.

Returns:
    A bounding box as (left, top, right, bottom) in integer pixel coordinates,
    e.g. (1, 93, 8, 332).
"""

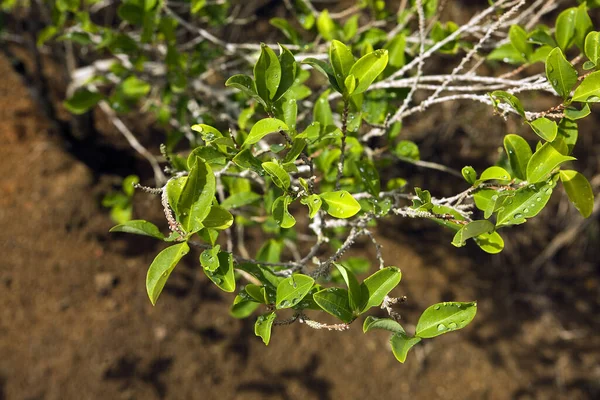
(1, 0, 600, 399)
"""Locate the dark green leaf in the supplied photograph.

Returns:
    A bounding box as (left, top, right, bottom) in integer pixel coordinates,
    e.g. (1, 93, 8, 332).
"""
(545, 47, 578, 100)
(202, 251, 236, 292)
(230, 295, 260, 319)
(313, 90, 334, 128)
(555, 8, 576, 51)
(302, 58, 342, 93)
(504, 134, 532, 180)
(313, 287, 354, 323)
(509, 25, 532, 58)
(490, 91, 525, 118)
(263, 162, 291, 190)
(221, 192, 262, 210)
(254, 44, 281, 101)
(276, 274, 315, 309)
(63, 89, 102, 115)
(334, 263, 364, 313)
(273, 44, 297, 101)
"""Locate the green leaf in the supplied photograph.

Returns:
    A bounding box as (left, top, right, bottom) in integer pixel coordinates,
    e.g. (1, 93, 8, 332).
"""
(574, 3, 593, 50)
(232, 149, 264, 175)
(390, 333, 422, 363)
(363, 316, 405, 334)
(313, 288, 354, 323)
(275, 274, 315, 309)
(273, 44, 297, 101)
(313, 90, 334, 128)
(560, 170, 595, 218)
(300, 194, 322, 218)
(496, 180, 555, 227)
(63, 89, 102, 115)
(202, 205, 234, 230)
(545, 47, 578, 100)
(527, 142, 575, 183)
(360, 267, 402, 311)
(555, 8, 576, 51)
(354, 160, 380, 196)
(487, 43, 527, 65)
(557, 118, 578, 154)
(394, 140, 420, 160)
(529, 117, 558, 142)
(344, 75, 356, 96)
(490, 91, 525, 118)
(384, 34, 406, 68)
(202, 251, 236, 292)
(244, 118, 289, 146)
(121, 76, 151, 98)
(177, 157, 216, 234)
(225, 74, 261, 103)
(317, 9, 336, 41)
(272, 195, 296, 228)
(270, 18, 300, 44)
(334, 263, 364, 313)
(473, 231, 505, 254)
(584, 31, 600, 65)
(452, 220, 494, 247)
(263, 162, 291, 190)
(415, 301, 477, 339)
(200, 244, 220, 272)
(348, 49, 388, 95)
(320, 191, 361, 218)
(475, 166, 511, 184)
(330, 40, 355, 90)
(572, 70, 600, 102)
(254, 44, 281, 102)
(281, 98, 297, 131)
(462, 166, 477, 185)
(230, 295, 260, 319)
(509, 25, 532, 58)
(302, 59, 342, 93)
(165, 176, 186, 216)
(254, 312, 276, 345)
(565, 104, 591, 120)
(283, 138, 306, 163)
(221, 192, 262, 210)
(110, 220, 165, 240)
(504, 134, 532, 180)
(146, 242, 190, 305)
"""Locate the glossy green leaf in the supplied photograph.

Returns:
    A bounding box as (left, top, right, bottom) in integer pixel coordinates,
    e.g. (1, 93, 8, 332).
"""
(472, 231, 505, 254)
(225, 74, 261, 102)
(385, 34, 406, 68)
(557, 118, 578, 154)
(496, 180, 555, 227)
(529, 117, 558, 142)
(177, 157, 216, 234)
(245, 284, 268, 303)
(146, 242, 190, 305)
(254, 312, 276, 345)
(360, 267, 402, 311)
(560, 170, 595, 218)
(354, 160, 380, 196)
(313, 89, 334, 129)
(273, 44, 297, 101)
(283, 138, 306, 163)
(527, 142, 575, 183)
(555, 8, 576, 51)
(254, 44, 281, 101)
(330, 40, 355, 90)
(509, 25, 532, 58)
(545, 47, 577, 100)
(490, 91, 525, 118)
(572, 70, 600, 102)
(390, 333, 422, 363)
(415, 301, 477, 339)
(334, 263, 364, 313)
(451, 220, 494, 247)
(232, 149, 264, 175)
(63, 89, 102, 115)
(272, 195, 296, 228)
(221, 192, 262, 210)
(363, 316, 405, 334)
(574, 3, 593, 50)
(200, 244, 220, 272)
(202, 251, 236, 292)
(263, 162, 291, 190)
(110, 220, 165, 240)
(276, 274, 315, 309)
(565, 104, 591, 120)
(313, 287, 354, 323)
(348, 49, 388, 95)
(584, 31, 600, 65)
(344, 74, 356, 96)
(281, 98, 297, 131)
(244, 118, 289, 146)
(300, 194, 322, 218)
(476, 166, 511, 184)
(165, 176, 186, 216)
(504, 134, 532, 180)
(320, 191, 361, 218)
(487, 43, 527, 64)
(202, 205, 233, 230)
(462, 166, 477, 185)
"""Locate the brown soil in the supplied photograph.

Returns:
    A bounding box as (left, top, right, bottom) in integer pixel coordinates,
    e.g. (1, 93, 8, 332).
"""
(1, 45, 599, 400)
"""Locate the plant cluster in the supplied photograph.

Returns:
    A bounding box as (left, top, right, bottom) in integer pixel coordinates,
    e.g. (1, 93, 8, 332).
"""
(3, 0, 598, 363)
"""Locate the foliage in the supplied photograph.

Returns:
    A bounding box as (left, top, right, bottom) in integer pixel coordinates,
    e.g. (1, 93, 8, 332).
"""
(5, 0, 598, 364)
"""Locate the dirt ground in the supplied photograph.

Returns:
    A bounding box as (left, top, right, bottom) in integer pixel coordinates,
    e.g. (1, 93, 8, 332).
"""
(1, 38, 600, 400)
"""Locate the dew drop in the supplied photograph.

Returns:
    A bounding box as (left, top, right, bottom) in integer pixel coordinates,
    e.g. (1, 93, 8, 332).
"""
(514, 213, 523, 219)
(523, 208, 529, 213)
(437, 323, 447, 331)
(448, 322, 458, 329)
(434, 305, 441, 310)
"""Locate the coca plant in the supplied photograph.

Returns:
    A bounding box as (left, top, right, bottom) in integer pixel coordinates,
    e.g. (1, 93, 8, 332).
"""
(12, 0, 599, 363)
